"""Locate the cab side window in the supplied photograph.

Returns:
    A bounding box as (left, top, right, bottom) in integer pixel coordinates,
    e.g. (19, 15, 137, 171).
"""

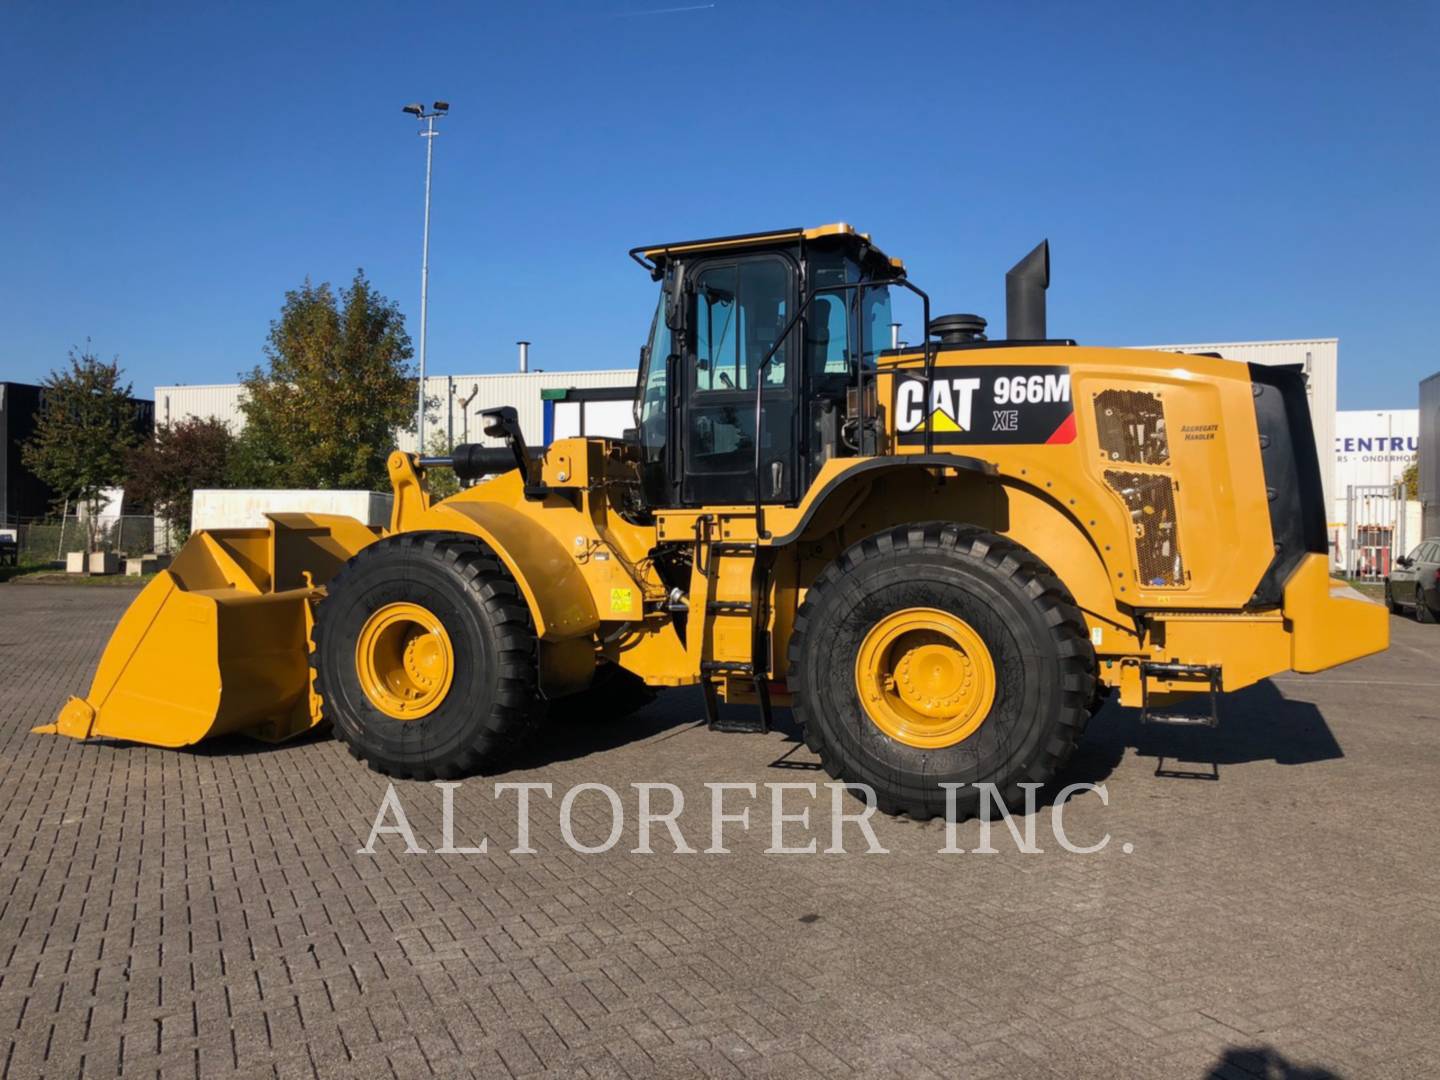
(806, 294, 849, 375)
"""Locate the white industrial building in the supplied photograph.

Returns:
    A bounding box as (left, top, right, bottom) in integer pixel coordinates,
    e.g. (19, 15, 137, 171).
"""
(164, 337, 1398, 567)
(155, 369, 636, 454)
(161, 338, 1339, 463)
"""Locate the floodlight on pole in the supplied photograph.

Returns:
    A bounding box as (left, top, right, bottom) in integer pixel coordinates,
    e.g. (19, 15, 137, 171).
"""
(402, 100, 448, 450)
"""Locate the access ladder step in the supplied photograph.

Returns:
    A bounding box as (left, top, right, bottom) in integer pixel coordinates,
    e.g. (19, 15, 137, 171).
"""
(1143, 713, 1218, 728)
(1140, 662, 1221, 729)
(706, 600, 753, 614)
(709, 542, 758, 556)
(708, 714, 769, 734)
(701, 661, 754, 676)
(701, 675, 773, 735)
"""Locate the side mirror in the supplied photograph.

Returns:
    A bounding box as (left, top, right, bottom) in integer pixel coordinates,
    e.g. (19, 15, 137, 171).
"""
(480, 406, 530, 474)
(1397, 556, 1412, 568)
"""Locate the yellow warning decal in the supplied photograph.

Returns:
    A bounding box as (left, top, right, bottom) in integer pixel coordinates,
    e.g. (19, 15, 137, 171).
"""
(610, 588, 633, 613)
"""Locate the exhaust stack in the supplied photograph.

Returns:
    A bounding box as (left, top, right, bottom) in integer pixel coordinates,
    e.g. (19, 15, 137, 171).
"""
(517, 340, 530, 373)
(1005, 240, 1049, 341)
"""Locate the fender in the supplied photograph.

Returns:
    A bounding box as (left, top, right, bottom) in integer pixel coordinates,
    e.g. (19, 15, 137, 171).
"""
(430, 501, 600, 640)
(767, 454, 996, 546)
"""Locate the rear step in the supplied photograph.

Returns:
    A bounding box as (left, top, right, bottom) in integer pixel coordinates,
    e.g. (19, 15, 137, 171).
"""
(1140, 662, 1221, 728)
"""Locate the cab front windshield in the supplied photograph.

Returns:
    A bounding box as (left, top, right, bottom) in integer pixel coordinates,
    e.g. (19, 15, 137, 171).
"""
(634, 293, 672, 503)
(636, 295, 670, 445)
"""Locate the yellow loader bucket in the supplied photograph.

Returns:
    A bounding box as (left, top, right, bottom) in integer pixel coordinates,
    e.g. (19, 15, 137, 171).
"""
(35, 513, 377, 748)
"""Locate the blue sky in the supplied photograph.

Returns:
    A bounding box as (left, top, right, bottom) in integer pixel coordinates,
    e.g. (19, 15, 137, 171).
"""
(2, 1, 1436, 408)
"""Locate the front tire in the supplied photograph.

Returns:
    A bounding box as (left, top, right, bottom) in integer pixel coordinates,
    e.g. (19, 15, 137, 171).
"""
(788, 523, 1095, 820)
(1385, 582, 1403, 615)
(313, 532, 541, 779)
(1418, 586, 1437, 624)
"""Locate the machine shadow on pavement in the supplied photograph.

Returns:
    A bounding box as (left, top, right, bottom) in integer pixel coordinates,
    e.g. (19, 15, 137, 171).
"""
(184, 687, 707, 769)
(178, 677, 1340, 803)
(1061, 678, 1342, 788)
(1206, 1045, 1342, 1080)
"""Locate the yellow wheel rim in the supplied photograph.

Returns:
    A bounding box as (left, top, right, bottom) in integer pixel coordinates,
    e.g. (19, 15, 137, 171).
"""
(854, 607, 996, 749)
(354, 602, 456, 721)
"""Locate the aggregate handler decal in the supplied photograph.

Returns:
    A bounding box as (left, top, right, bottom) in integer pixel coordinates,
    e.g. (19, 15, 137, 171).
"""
(894, 365, 1075, 446)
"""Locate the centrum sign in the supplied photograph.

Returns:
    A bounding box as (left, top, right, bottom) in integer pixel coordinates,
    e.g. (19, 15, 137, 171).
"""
(1335, 409, 1418, 490)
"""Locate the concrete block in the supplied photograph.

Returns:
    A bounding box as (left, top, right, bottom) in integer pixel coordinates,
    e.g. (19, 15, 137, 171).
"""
(125, 554, 173, 576)
(66, 551, 120, 574)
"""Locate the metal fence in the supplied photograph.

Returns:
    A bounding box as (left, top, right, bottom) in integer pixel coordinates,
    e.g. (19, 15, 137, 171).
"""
(4, 516, 173, 566)
(1345, 483, 1407, 581)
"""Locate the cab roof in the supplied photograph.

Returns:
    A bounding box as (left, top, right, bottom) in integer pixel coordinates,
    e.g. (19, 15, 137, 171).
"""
(629, 222, 903, 279)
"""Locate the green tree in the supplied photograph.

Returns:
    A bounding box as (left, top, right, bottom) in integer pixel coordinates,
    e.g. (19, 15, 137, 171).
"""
(1401, 461, 1418, 500)
(237, 270, 415, 489)
(22, 345, 141, 568)
(125, 417, 236, 545)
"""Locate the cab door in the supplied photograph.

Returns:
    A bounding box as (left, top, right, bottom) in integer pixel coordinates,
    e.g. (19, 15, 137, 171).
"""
(681, 254, 799, 507)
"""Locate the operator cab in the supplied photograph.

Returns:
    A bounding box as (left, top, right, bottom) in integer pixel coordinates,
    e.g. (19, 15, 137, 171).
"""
(629, 224, 908, 509)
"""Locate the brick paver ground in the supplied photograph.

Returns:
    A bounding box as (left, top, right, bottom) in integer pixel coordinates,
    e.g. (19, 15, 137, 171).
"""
(1, 583, 1437, 1078)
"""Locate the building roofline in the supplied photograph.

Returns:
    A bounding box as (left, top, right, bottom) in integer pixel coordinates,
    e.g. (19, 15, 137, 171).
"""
(1138, 338, 1339, 350)
(156, 369, 637, 393)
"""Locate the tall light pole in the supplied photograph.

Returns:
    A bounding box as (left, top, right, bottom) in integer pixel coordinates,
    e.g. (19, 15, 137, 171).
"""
(402, 100, 449, 450)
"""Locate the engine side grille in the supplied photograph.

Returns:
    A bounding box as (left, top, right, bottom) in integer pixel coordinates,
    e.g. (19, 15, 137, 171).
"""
(1094, 389, 1170, 465)
(1104, 469, 1185, 587)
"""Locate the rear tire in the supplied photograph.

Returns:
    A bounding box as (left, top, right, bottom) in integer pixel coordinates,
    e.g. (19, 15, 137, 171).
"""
(788, 523, 1095, 820)
(314, 532, 541, 779)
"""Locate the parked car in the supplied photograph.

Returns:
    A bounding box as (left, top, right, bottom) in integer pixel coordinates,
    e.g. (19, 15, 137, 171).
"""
(1386, 539, 1440, 623)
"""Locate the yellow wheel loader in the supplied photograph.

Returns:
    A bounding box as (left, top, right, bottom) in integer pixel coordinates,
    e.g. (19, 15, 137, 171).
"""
(39, 224, 1388, 817)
